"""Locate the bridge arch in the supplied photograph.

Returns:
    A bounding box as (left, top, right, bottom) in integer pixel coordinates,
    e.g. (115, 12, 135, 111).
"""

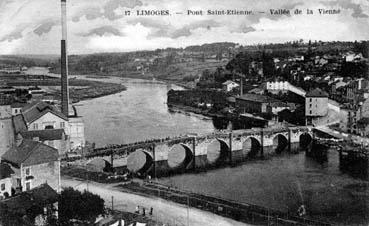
(127, 149, 153, 175)
(272, 134, 288, 154)
(299, 133, 313, 149)
(86, 158, 112, 172)
(206, 139, 229, 165)
(167, 144, 193, 170)
(242, 136, 261, 158)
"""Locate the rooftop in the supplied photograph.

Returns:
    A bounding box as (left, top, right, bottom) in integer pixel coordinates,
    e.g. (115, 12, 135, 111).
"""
(22, 101, 68, 124)
(12, 114, 27, 134)
(20, 129, 65, 141)
(222, 80, 238, 85)
(306, 88, 329, 98)
(2, 140, 59, 167)
(236, 94, 279, 103)
(10, 102, 26, 108)
(1, 184, 58, 214)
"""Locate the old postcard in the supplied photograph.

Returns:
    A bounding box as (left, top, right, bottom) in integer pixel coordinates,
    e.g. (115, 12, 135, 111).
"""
(0, 0, 368, 225)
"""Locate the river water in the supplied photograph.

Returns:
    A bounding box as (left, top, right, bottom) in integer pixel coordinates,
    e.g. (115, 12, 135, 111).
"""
(77, 78, 216, 147)
(26, 68, 369, 224)
(74, 75, 368, 225)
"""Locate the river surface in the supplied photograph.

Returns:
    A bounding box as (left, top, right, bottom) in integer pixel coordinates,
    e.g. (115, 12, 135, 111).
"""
(27, 67, 369, 225)
(77, 78, 216, 147)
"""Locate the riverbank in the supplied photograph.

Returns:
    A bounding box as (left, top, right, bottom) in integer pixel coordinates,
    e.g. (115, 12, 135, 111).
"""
(116, 181, 331, 226)
(63, 80, 126, 103)
(6, 75, 127, 103)
(62, 177, 250, 226)
(168, 103, 268, 129)
(168, 103, 224, 118)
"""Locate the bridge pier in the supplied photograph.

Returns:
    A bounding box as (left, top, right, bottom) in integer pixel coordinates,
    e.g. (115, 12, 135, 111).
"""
(192, 137, 196, 170)
(152, 144, 156, 178)
(260, 129, 264, 158)
(110, 149, 114, 166)
(229, 132, 233, 165)
(288, 129, 291, 152)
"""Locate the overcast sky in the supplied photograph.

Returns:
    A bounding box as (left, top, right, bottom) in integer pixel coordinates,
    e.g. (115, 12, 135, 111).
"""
(0, 0, 368, 54)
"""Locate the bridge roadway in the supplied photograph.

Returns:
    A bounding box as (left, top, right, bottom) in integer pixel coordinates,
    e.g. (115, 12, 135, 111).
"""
(82, 126, 313, 177)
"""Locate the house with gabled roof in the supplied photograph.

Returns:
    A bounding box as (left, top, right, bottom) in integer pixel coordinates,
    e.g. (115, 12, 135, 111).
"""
(17, 129, 69, 156)
(1, 139, 60, 193)
(222, 80, 239, 92)
(22, 101, 69, 131)
(18, 101, 85, 152)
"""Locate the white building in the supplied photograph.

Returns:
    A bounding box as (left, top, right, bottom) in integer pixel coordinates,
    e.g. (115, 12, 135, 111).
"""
(222, 80, 239, 92)
(266, 81, 306, 97)
(10, 102, 25, 116)
(345, 52, 363, 62)
(305, 88, 329, 125)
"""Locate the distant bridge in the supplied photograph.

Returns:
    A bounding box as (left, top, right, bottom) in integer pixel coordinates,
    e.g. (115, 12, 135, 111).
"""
(81, 126, 313, 177)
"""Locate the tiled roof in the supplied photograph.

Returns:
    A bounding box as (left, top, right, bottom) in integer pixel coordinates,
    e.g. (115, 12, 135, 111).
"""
(222, 80, 238, 85)
(1, 184, 58, 213)
(269, 102, 288, 107)
(24, 183, 58, 203)
(1, 140, 58, 167)
(305, 88, 328, 98)
(22, 101, 68, 124)
(248, 88, 264, 94)
(236, 94, 279, 103)
(20, 129, 65, 141)
(10, 102, 26, 108)
(0, 162, 14, 180)
(12, 114, 27, 133)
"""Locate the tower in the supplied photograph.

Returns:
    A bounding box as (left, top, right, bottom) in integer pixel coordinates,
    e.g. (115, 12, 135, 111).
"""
(60, 0, 69, 116)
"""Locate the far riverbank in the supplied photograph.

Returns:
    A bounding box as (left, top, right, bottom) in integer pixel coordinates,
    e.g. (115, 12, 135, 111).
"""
(23, 67, 127, 103)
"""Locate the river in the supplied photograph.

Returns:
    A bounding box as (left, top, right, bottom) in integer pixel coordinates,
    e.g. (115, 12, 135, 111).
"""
(77, 78, 216, 147)
(73, 74, 368, 225)
(26, 68, 369, 225)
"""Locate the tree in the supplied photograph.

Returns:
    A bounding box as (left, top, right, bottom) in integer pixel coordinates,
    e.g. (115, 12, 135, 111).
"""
(262, 52, 275, 78)
(59, 187, 105, 225)
(225, 52, 251, 75)
(0, 203, 32, 226)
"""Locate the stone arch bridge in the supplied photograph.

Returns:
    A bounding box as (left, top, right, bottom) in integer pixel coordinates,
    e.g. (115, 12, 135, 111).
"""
(86, 126, 313, 177)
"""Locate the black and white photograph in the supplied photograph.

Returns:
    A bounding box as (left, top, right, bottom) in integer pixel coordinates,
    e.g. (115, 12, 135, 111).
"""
(0, 0, 368, 225)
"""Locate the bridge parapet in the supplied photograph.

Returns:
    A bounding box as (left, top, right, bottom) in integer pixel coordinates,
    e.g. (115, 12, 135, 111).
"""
(80, 126, 313, 173)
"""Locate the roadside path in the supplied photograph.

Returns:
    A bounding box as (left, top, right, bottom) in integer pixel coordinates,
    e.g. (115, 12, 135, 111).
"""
(62, 177, 251, 226)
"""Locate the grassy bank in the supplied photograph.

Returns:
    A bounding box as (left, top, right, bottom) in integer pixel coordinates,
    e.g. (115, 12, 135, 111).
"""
(6, 78, 126, 103)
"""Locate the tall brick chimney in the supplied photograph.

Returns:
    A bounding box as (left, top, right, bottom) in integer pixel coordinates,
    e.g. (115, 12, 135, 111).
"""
(60, 0, 69, 117)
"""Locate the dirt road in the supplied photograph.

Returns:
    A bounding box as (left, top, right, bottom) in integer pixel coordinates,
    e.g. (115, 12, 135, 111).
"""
(62, 177, 251, 226)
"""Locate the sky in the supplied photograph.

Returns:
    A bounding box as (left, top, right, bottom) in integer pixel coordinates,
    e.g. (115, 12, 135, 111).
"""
(0, 0, 368, 55)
